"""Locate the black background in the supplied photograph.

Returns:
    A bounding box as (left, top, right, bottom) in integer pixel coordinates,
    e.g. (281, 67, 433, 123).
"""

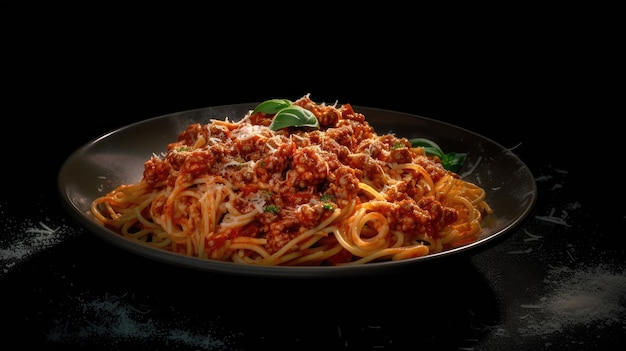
(2, 7, 623, 351)
(9, 32, 593, 185)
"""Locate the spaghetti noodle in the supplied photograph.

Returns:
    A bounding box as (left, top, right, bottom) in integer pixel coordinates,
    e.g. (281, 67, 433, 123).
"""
(91, 94, 492, 266)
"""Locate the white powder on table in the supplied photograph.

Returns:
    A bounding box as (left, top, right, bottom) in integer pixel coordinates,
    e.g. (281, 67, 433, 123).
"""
(518, 263, 626, 337)
(46, 291, 238, 350)
(0, 202, 241, 350)
(515, 167, 626, 338)
(473, 164, 626, 350)
(0, 205, 78, 278)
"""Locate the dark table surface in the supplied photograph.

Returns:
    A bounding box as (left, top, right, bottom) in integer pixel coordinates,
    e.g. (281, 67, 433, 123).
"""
(2, 27, 623, 350)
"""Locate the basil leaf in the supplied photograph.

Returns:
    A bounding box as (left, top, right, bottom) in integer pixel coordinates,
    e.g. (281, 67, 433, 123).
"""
(441, 152, 467, 173)
(409, 138, 445, 159)
(409, 137, 467, 172)
(269, 105, 320, 131)
(253, 99, 293, 114)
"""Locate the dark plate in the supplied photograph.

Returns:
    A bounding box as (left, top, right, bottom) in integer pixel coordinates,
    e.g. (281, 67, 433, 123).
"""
(58, 103, 537, 278)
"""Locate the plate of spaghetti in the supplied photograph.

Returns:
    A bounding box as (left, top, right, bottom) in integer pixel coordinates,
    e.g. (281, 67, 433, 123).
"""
(58, 94, 536, 278)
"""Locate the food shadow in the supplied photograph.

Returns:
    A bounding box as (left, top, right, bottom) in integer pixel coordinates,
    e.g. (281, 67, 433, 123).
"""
(5, 233, 501, 350)
(189, 257, 500, 350)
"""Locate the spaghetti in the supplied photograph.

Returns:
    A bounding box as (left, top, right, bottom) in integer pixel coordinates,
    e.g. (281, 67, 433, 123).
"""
(91, 94, 493, 266)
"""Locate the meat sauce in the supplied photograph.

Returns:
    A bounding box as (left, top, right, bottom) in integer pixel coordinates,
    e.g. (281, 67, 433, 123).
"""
(142, 95, 458, 257)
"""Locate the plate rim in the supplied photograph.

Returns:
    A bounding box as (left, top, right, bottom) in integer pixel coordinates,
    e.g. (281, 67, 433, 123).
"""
(58, 103, 537, 278)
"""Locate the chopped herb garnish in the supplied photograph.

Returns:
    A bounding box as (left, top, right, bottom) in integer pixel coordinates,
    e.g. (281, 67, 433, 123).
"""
(391, 142, 404, 150)
(320, 194, 335, 210)
(320, 194, 335, 202)
(263, 205, 280, 214)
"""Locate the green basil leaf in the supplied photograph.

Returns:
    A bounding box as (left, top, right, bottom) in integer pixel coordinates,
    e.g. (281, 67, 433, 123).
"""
(441, 152, 467, 173)
(253, 99, 293, 114)
(269, 105, 320, 131)
(409, 137, 445, 159)
(409, 137, 467, 172)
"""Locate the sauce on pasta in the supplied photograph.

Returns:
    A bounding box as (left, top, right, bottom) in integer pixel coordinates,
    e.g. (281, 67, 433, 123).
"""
(91, 94, 492, 266)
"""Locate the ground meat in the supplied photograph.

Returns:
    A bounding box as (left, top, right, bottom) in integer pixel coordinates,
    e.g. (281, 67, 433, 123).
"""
(336, 118, 375, 145)
(173, 123, 206, 147)
(296, 203, 327, 228)
(392, 199, 432, 233)
(357, 137, 386, 160)
(290, 146, 329, 188)
(325, 125, 357, 155)
(241, 112, 274, 127)
(418, 196, 458, 228)
(413, 154, 449, 183)
(326, 166, 362, 206)
(293, 95, 341, 128)
(130, 95, 478, 264)
(181, 149, 214, 177)
(389, 146, 413, 164)
(143, 156, 171, 187)
(265, 217, 301, 253)
(253, 136, 295, 183)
